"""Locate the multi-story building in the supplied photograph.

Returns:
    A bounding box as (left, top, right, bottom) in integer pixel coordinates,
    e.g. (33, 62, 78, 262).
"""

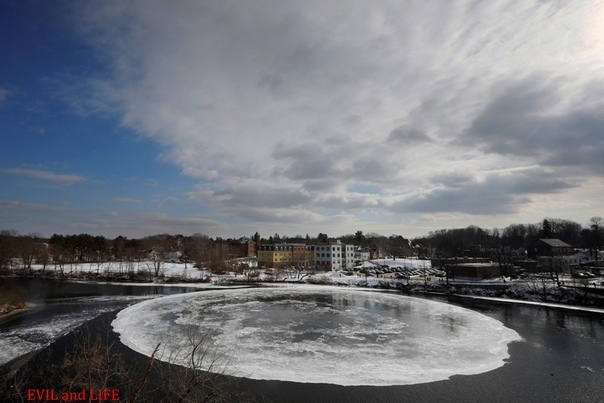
(211, 237, 257, 259)
(312, 239, 356, 271)
(257, 243, 309, 268)
(305, 245, 315, 267)
(258, 240, 355, 271)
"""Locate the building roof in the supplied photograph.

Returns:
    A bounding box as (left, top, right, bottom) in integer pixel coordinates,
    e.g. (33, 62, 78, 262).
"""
(535, 238, 572, 248)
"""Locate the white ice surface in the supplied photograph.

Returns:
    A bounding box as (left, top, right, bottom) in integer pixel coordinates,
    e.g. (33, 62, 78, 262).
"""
(112, 286, 521, 386)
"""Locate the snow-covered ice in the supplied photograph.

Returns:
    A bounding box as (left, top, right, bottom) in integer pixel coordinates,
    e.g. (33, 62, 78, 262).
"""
(112, 286, 521, 386)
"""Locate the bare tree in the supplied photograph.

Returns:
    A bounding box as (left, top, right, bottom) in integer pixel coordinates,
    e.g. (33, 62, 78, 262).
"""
(188, 233, 213, 271)
(147, 249, 165, 278)
(157, 327, 239, 403)
(15, 235, 38, 273)
(1, 320, 249, 403)
(495, 246, 513, 279)
(525, 275, 553, 301)
(589, 216, 603, 266)
(0, 230, 17, 273)
(58, 325, 129, 393)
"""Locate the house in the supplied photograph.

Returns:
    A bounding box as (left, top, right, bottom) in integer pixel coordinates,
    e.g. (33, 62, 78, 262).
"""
(527, 239, 573, 259)
(560, 251, 592, 268)
(355, 247, 373, 262)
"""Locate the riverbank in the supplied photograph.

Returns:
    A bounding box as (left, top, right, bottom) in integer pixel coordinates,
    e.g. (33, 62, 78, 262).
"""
(3, 260, 604, 310)
(406, 279, 604, 308)
(0, 282, 27, 316)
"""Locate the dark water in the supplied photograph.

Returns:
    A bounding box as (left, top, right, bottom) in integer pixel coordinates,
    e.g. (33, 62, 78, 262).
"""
(2, 280, 604, 402)
(0, 278, 205, 365)
(0, 277, 201, 327)
(242, 296, 604, 403)
(3, 277, 199, 300)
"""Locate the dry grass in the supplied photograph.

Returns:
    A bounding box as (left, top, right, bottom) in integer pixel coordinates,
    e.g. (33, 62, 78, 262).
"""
(0, 284, 27, 315)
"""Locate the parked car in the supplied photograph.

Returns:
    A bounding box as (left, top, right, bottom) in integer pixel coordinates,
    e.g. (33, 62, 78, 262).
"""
(573, 272, 595, 279)
(592, 279, 604, 286)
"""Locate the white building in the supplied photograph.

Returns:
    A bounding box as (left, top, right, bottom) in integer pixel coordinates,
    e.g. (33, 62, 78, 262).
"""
(355, 247, 372, 262)
(314, 239, 356, 271)
(560, 251, 591, 268)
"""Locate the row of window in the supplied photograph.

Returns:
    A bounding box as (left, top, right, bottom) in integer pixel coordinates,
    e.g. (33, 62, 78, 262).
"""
(316, 253, 356, 258)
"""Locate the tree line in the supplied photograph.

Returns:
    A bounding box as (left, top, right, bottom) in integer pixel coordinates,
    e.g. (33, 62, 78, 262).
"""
(1, 216, 602, 272)
(0, 232, 216, 273)
(411, 217, 603, 258)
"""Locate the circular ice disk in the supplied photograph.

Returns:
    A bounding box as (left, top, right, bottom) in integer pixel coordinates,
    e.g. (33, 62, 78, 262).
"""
(112, 286, 521, 386)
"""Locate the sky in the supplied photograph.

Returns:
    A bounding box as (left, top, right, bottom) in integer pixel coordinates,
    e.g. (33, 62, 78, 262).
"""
(1, 0, 603, 240)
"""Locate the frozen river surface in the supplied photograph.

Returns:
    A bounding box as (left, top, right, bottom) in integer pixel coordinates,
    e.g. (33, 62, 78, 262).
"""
(112, 286, 521, 385)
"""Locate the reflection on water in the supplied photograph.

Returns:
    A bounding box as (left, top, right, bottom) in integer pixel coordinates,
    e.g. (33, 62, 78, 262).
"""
(5, 277, 198, 301)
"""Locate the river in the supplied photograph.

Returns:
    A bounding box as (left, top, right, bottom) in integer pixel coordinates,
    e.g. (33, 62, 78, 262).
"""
(1, 279, 603, 402)
(0, 277, 204, 366)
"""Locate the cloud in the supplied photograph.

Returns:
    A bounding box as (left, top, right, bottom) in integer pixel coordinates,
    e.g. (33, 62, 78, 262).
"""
(430, 172, 474, 188)
(461, 76, 604, 175)
(0, 199, 71, 211)
(189, 179, 313, 210)
(4, 168, 87, 185)
(387, 126, 432, 144)
(272, 142, 339, 181)
(63, 1, 604, 234)
(390, 168, 577, 215)
(351, 158, 391, 182)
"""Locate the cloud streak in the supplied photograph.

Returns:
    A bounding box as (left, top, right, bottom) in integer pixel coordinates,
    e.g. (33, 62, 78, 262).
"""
(5, 168, 87, 185)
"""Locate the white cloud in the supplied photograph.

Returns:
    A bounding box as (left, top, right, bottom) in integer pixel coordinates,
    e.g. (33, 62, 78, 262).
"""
(70, 1, 604, 235)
